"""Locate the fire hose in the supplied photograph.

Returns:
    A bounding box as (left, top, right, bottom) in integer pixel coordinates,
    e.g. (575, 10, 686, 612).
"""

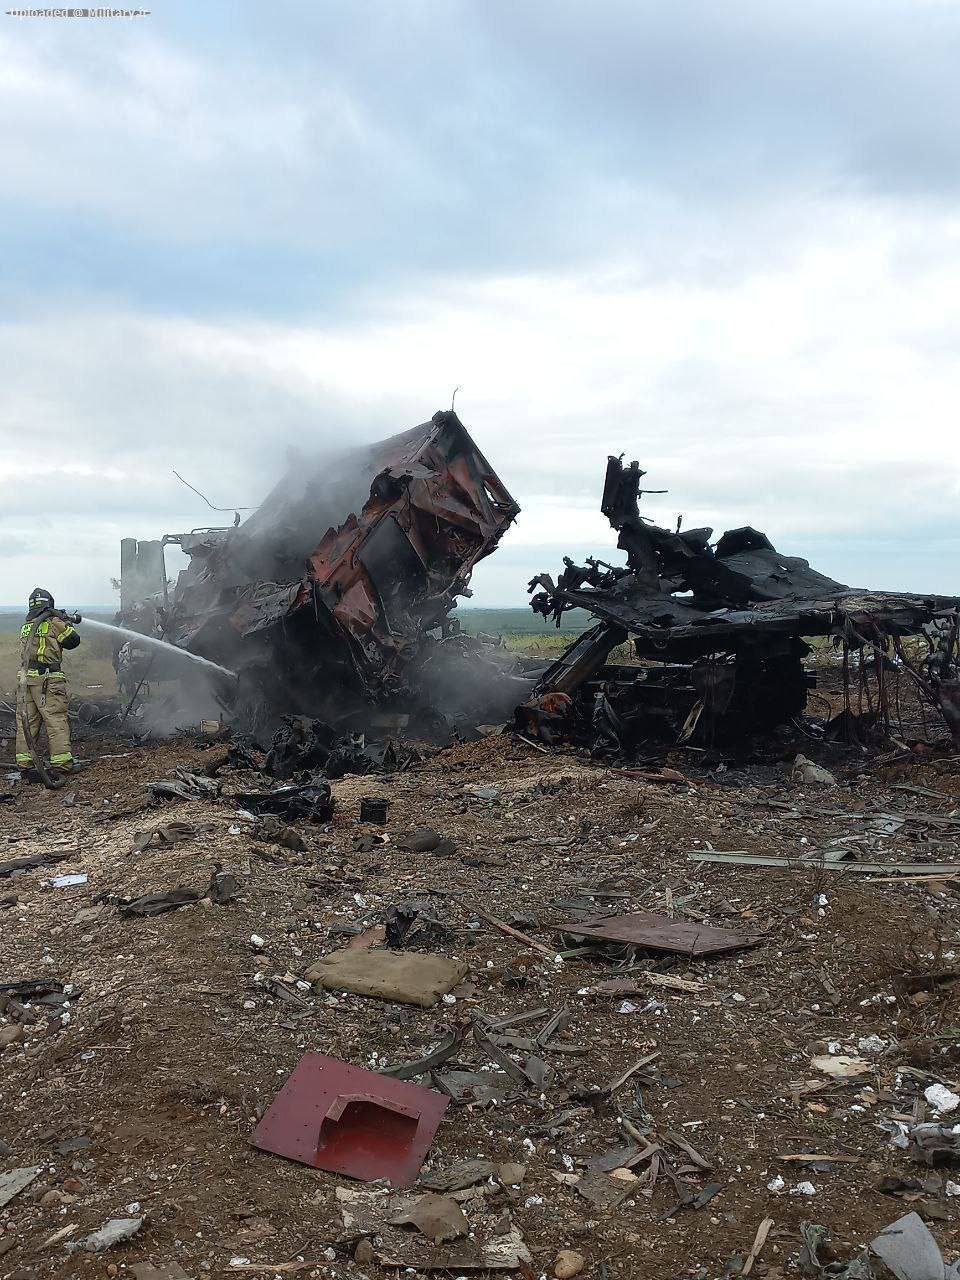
(16, 610, 82, 792)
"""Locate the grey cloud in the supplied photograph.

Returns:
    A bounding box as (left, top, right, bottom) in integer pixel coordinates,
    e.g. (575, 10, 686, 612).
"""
(4, 0, 960, 304)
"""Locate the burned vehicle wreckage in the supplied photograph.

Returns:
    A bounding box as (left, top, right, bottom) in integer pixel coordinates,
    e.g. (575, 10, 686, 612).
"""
(118, 411, 530, 743)
(118, 415, 959, 758)
(524, 455, 960, 753)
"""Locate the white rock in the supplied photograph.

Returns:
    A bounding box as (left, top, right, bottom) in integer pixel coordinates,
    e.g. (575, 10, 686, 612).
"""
(924, 1083, 960, 1115)
(857, 1034, 887, 1054)
(812, 1054, 870, 1079)
(791, 755, 837, 786)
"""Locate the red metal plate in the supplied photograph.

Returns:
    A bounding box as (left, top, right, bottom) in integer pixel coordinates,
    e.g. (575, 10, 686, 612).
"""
(252, 1053, 449, 1188)
(558, 910, 759, 957)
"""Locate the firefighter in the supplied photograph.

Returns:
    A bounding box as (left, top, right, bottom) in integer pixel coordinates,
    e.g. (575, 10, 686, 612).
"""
(16, 588, 82, 777)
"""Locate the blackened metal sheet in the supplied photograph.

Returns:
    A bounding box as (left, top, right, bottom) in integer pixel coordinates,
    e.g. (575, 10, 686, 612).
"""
(558, 910, 760, 956)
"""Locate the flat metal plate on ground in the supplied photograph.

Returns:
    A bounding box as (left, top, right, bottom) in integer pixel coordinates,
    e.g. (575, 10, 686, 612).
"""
(252, 1053, 449, 1187)
(557, 910, 759, 956)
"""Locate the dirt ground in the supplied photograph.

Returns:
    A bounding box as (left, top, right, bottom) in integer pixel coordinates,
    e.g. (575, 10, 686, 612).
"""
(2, 717, 960, 1279)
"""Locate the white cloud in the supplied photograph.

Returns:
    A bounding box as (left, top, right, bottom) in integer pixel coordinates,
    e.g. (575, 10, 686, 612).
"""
(2, 194, 959, 604)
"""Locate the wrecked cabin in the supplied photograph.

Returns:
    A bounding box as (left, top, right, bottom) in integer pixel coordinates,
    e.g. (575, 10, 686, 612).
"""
(120, 411, 523, 732)
(527, 455, 960, 749)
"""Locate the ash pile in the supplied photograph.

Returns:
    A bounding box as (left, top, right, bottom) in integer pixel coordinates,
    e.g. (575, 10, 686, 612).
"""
(115, 411, 539, 743)
(523, 455, 960, 756)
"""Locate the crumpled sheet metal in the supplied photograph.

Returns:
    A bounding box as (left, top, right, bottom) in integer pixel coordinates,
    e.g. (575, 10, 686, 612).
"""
(166, 411, 519, 707)
(252, 1053, 449, 1187)
(232, 780, 334, 822)
(307, 415, 518, 645)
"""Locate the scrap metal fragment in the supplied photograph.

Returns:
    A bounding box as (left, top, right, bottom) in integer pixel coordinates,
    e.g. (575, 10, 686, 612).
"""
(0, 851, 76, 880)
(147, 771, 219, 801)
(870, 1210, 945, 1280)
(119, 887, 202, 918)
(905, 1122, 960, 1165)
(535, 1005, 572, 1047)
(130, 1264, 192, 1280)
(381, 1023, 468, 1080)
(373, 1225, 531, 1271)
(662, 1128, 712, 1170)
(68, 1217, 144, 1253)
(253, 1053, 449, 1187)
(398, 829, 451, 853)
(558, 910, 759, 957)
(584, 1143, 647, 1173)
(387, 1193, 469, 1243)
(574, 1171, 632, 1210)
(663, 1180, 723, 1218)
(232, 782, 333, 823)
(431, 1069, 515, 1105)
(471, 1018, 534, 1088)
(689, 852, 960, 875)
(385, 899, 451, 950)
(420, 1159, 498, 1192)
(131, 820, 205, 852)
(0, 1167, 41, 1209)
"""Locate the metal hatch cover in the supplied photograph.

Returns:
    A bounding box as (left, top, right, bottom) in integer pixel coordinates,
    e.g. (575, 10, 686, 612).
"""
(252, 1053, 449, 1187)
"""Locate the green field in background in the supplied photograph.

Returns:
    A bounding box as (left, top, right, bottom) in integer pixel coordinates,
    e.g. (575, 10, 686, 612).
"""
(0, 605, 587, 637)
(453, 607, 590, 636)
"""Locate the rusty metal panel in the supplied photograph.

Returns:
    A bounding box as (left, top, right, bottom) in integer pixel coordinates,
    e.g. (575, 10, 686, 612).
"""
(558, 911, 759, 957)
(252, 1053, 449, 1187)
(149, 410, 522, 725)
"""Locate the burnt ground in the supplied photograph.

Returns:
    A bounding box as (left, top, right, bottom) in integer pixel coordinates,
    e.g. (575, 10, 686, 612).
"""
(2, 712, 960, 1279)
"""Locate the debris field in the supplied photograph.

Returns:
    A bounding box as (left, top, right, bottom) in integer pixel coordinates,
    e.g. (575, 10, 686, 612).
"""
(3, 725, 960, 1279)
(4, 411, 960, 1278)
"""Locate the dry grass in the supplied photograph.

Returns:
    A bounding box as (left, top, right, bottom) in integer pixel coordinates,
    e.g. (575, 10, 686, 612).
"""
(0, 631, 118, 700)
(502, 631, 635, 661)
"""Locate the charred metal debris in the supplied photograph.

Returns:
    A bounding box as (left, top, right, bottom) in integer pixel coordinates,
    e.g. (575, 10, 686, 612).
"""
(525, 455, 960, 752)
(117, 418, 959, 754)
(118, 411, 533, 738)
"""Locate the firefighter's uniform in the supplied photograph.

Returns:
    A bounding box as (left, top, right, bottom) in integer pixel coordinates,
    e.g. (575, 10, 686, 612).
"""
(16, 590, 81, 772)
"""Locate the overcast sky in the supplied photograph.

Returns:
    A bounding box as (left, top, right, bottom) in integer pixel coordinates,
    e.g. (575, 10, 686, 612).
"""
(1, 0, 958, 609)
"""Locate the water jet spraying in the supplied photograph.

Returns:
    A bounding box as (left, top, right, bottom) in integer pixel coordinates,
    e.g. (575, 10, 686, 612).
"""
(80, 618, 238, 681)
